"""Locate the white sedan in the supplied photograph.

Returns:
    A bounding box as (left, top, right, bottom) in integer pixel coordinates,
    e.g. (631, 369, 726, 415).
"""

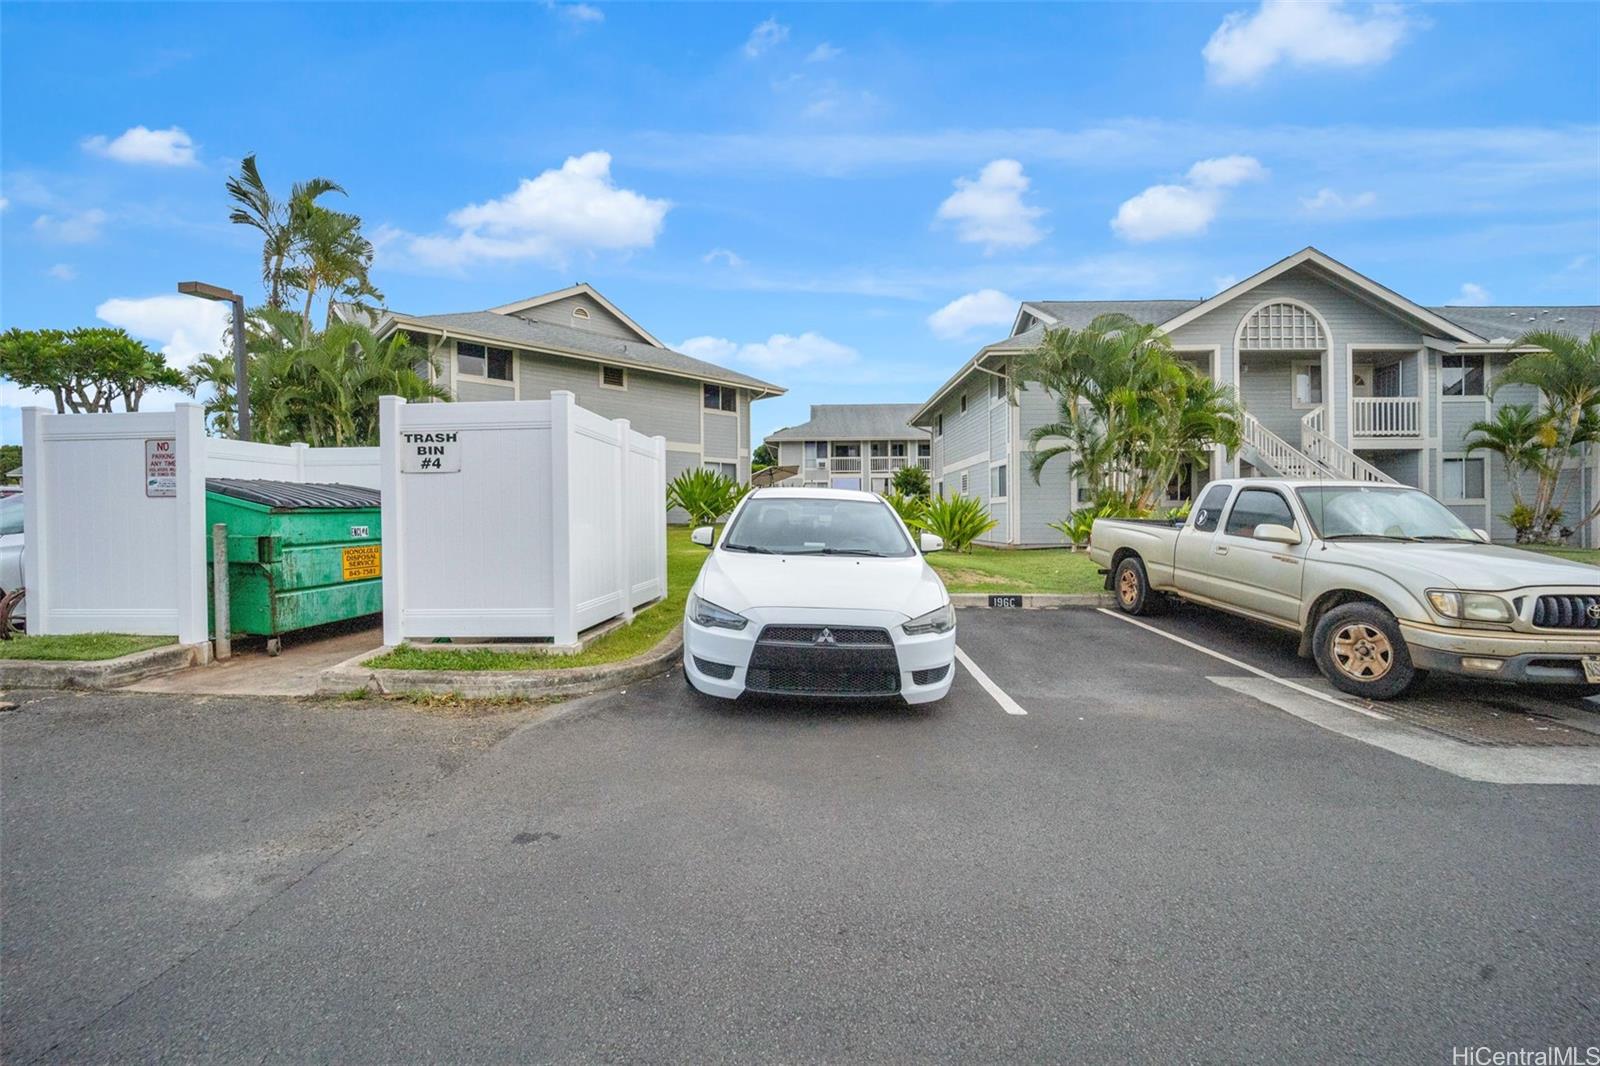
(682, 487, 957, 705)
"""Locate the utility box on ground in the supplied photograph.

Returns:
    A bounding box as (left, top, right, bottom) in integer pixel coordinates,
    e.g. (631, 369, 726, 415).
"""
(205, 479, 382, 652)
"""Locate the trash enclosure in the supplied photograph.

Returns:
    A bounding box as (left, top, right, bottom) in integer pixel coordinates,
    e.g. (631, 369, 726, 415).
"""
(206, 479, 383, 652)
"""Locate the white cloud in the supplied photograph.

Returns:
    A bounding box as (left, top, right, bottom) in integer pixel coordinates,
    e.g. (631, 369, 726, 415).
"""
(702, 248, 745, 268)
(1204, 1, 1415, 86)
(391, 152, 669, 270)
(678, 332, 858, 373)
(96, 294, 229, 367)
(1451, 282, 1491, 306)
(0, 195, 9, 212)
(927, 289, 1018, 340)
(1301, 187, 1378, 212)
(743, 17, 788, 58)
(1111, 155, 1265, 242)
(46, 263, 76, 281)
(33, 208, 108, 243)
(551, 2, 603, 22)
(81, 125, 198, 166)
(935, 159, 1045, 253)
(807, 42, 842, 62)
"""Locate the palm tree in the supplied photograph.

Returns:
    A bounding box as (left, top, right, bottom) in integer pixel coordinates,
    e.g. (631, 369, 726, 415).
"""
(225, 155, 344, 310)
(186, 352, 238, 437)
(1464, 403, 1549, 511)
(1490, 330, 1600, 538)
(286, 204, 381, 333)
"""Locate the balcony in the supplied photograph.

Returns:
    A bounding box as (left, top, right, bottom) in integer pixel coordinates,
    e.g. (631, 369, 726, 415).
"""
(829, 456, 862, 473)
(1353, 397, 1421, 437)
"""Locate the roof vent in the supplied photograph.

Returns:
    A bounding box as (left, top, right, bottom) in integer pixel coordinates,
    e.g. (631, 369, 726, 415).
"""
(573, 306, 591, 320)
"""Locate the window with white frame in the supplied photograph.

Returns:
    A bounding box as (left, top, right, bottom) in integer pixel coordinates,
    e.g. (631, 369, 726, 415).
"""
(918, 441, 931, 458)
(703, 384, 737, 412)
(703, 461, 737, 480)
(1442, 456, 1486, 500)
(1441, 354, 1485, 397)
(1240, 302, 1325, 350)
(991, 463, 1007, 499)
(457, 341, 513, 381)
(599, 365, 626, 389)
(1292, 360, 1324, 408)
(935, 414, 943, 437)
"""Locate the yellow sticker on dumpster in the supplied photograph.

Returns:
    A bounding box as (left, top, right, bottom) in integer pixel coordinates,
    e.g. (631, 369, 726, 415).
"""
(341, 544, 381, 581)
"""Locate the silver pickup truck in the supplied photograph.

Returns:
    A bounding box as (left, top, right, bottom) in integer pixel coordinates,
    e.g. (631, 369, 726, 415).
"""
(1090, 478, 1600, 699)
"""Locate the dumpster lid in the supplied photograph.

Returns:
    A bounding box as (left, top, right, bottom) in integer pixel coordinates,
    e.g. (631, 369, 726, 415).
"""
(205, 478, 381, 510)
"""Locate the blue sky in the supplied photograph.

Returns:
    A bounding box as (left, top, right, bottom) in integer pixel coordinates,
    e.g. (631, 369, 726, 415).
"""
(2, 1, 1597, 445)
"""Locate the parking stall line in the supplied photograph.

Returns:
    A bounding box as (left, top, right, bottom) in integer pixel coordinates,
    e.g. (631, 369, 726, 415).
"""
(1095, 608, 1392, 722)
(954, 645, 1028, 716)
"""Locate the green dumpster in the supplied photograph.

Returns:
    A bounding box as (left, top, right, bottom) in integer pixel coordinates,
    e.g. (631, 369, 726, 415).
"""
(206, 479, 382, 653)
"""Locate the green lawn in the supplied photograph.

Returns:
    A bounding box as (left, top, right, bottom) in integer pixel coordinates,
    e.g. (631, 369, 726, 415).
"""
(0, 633, 175, 661)
(927, 543, 1105, 594)
(1513, 545, 1600, 567)
(366, 526, 710, 672)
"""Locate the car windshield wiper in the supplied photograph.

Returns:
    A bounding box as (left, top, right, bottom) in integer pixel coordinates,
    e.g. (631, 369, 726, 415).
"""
(788, 547, 886, 557)
(721, 543, 775, 554)
(1409, 534, 1479, 542)
(1321, 533, 1421, 542)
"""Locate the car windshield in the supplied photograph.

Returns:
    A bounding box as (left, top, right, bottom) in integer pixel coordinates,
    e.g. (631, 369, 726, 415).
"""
(722, 497, 916, 558)
(1295, 486, 1479, 541)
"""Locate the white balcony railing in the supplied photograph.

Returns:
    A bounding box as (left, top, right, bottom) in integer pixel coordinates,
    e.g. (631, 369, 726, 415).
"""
(1353, 397, 1420, 436)
(829, 456, 862, 473)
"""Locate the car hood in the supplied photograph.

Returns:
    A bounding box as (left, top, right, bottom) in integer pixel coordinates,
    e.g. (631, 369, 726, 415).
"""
(696, 551, 948, 619)
(1323, 540, 1600, 591)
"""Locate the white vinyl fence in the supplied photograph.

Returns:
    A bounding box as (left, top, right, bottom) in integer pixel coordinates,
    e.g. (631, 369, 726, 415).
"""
(380, 391, 667, 645)
(21, 403, 379, 644)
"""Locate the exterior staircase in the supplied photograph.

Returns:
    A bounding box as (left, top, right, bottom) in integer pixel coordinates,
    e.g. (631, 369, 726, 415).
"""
(1236, 409, 1394, 484)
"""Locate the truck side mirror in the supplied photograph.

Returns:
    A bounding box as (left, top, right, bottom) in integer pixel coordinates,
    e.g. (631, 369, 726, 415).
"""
(1253, 523, 1302, 546)
(1473, 528, 1491, 543)
(691, 526, 714, 547)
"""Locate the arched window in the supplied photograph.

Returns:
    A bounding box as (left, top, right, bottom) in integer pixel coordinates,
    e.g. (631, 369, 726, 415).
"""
(572, 306, 591, 320)
(1239, 301, 1325, 350)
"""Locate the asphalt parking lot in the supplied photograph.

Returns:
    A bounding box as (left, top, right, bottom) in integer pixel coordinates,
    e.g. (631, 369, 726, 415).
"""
(3, 606, 1597, 1063)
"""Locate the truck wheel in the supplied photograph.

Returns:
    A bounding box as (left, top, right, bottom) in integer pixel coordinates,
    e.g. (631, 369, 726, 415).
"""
(1113, 556, 1162, 616)
(1312, 602, 1422, 700)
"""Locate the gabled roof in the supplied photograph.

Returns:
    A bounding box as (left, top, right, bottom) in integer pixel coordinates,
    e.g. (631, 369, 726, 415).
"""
(376, 309, 783, 395)
(485, 283, 665, 348)
(1425, 306, 1600, 345)
(1018, 300, 1202, 334)
(1155, 246, 1487, 342)
(764, 403, 929, 443)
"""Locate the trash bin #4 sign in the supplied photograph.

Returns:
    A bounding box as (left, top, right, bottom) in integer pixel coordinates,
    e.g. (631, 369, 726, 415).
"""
(401, 431, 461, 473)
(145, 438, 177, 497)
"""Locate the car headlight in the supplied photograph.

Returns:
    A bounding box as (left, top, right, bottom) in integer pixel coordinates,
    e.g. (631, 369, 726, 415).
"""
(1426, 589, 1514, 623)
(903, 602, 955, 635)
(688, 593, 747, 631)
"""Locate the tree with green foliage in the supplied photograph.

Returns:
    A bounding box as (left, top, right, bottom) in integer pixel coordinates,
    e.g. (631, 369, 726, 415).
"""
(0, 444, 20, 481)
(751, 442, 776, 470)
(891, 463, 930, 498)
(665, 467, 749, 529)
(225, 154, 346, 313)
(919, 493, 996, 552)
(0, 327, 189, 413)
(881, 489, 927, 531)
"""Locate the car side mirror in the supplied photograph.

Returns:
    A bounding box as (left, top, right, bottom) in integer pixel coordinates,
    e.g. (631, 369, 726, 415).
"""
(691, 526, 714, 547)
(919, 532, 945, 554)
(1253, 523, 1302, 545)
(1473, 528, 1491, 543)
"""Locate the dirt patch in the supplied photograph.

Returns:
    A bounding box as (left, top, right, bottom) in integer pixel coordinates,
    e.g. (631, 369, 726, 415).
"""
(937, 568, 1027, 589)
(320, 689, 566, 718)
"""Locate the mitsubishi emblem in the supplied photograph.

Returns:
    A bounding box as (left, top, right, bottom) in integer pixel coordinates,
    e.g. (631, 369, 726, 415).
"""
(814, 628, 837, 645)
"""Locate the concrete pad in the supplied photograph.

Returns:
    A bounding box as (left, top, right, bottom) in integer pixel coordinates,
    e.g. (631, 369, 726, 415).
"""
(128, 624, 383, 697)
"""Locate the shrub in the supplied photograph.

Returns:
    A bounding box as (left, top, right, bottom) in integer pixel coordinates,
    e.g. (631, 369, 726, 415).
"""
(666, 468, 748, 527)
(920, 494, 997, 552)
(1048, 506, 1100, 551)
(882, 490, 928, 531)
(891, 464, 930, 498)
(1503, 503, 1567, 545)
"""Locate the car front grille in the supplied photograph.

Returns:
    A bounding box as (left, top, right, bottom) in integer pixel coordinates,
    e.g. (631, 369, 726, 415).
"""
(911, 665, 950, 686)
(745, 624, 900, 697)
(693, 656, 735, 680)
(1530, 594, 1600, 631)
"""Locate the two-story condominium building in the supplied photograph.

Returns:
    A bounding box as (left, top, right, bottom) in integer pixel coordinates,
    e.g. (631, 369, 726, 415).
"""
(364, 283, 784, 488)
(911, 247, 1600, 548)
(763, 404, 932, 493)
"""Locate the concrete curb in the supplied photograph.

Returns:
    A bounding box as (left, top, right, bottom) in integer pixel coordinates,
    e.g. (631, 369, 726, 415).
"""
(316, 627, 685, 698)
(950, 593, 1114, 609)
(0, 641, 212, 690)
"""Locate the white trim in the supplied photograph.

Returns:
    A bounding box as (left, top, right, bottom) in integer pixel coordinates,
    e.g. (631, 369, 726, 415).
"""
(988, 458, 1009, 503)
(1157, 247, 1485, 343)
(1290, 358, 1325, 411)
(942, 451, 989, 474)
(597, 364, 628, 391)
(1346, 344, 1431, 446)
(485, 283, 667, 348)
(1440, 351, 1488, 400)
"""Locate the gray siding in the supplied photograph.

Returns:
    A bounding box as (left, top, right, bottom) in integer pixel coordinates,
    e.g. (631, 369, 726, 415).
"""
(457, 380, 515, 402)
(1236, 355, 1302, 446)
(777, 442, 803, 466)
(511, 294, 645, 343)
(703, 411, 739, 460)
(1015, 382, 1074, 545)
(514, 350, 701, 445)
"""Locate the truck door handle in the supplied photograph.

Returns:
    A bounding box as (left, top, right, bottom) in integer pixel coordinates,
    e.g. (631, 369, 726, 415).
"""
(1214, 546, 1229, 556)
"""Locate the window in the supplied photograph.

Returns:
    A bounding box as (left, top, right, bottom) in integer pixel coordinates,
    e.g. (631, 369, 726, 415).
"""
(1076, 483, 1093, 505)
(1192, 484, 1233, 533)
(831, 443, 860, 458)
(599, 365, 626, 389)
(993, 372, 1007, 401)
(918, 441, 931, 458)
(721, 497, 916, 559)
(960, 393, 968, 414)
(890, 442, 907, 458)
(991, 463, 1007, 499)
(1165, 462, 1195, 502)
(703, 384, 737, 412)
(572, 306, 591, 320)
(703, 461, 737, 480)
(1292, 361, 1323, 408)
(1442, 456, 1486, 500)
(1442, 354, 1485, 397)
(936, 480, 944, 499)
(1224, 488, 1296, 537)
(457, 341, 512, 382)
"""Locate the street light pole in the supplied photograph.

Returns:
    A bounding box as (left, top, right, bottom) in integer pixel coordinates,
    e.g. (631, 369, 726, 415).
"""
(177, 281, 251, 441)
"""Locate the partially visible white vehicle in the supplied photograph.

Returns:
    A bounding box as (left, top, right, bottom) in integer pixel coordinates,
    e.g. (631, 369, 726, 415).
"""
(0, 493, 23, 626)
(683, 488, 957, 705)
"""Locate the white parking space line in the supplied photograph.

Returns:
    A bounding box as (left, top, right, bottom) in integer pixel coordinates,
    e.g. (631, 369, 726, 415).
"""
(1096, 608, 1391, 721)
(954, 645, 1028, 716)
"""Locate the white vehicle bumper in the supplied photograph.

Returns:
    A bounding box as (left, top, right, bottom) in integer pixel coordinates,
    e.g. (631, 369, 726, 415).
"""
(683, 606, 956, 705)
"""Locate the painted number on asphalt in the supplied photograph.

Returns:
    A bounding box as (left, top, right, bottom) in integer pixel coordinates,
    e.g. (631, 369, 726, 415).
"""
(341, 544, 381, 581)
